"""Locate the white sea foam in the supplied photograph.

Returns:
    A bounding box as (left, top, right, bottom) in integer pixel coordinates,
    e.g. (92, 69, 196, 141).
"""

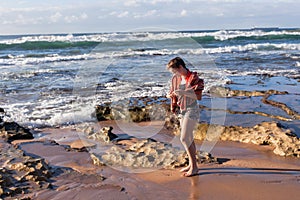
(2, 63, 296, 128)
(228, 68, 299, 77)
(0, 53, 91, 66)
(2, 94, 98, 128)
(94, 43, 300, 60)
(212, 29, 300, 41)
(290, 55, 300, 60)
(1, 29, 300, 44)
(116, 43, 300, 57)
(1, 70, 229, 128)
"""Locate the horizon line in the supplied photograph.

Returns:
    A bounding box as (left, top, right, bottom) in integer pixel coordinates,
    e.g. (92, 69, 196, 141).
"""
(0, 26, 299, 36)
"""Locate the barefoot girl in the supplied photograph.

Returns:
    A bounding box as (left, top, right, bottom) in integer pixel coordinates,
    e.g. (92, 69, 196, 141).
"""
(166, 57, 204, 177)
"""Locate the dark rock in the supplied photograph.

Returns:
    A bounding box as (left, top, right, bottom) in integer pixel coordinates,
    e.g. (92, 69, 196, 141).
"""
(164, 113, 180, 131)
(95, 103, 112, 121)
(0, 122, 33, 143)
(0, 108, 4, 123)
(0, 168, 16, 196)
(105, 126, 118, 141)
(95, 96, 170, 122)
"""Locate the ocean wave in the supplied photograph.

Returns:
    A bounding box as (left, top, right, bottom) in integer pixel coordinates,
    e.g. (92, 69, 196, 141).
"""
(1, 95, 97, 128)
(224, 68, 299, 77)
(1, 29, 300, 46)
(1, 42, 300, 66)
(113, 42, 300, 57)
(2, 66, 298, 128)
(211, 29, 300, 41)
(0, 40, 100, 51)
(203, 43, 300, 53)
(0, 53, 91, 65)
(287, 54, 300, 60)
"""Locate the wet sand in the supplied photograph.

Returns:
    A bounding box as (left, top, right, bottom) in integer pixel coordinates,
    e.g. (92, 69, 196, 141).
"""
(13, 121, 300, 200)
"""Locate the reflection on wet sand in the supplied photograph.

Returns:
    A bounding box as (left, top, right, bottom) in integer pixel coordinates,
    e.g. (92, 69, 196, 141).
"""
(189, 176, 201, 200)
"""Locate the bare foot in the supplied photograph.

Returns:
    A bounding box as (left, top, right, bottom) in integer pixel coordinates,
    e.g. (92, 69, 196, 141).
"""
(183, 168, 198, 177)
(179, 165, 191, 173)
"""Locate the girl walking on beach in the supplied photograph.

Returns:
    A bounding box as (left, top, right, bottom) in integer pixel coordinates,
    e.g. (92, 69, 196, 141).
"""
(166, 57, 204, 177)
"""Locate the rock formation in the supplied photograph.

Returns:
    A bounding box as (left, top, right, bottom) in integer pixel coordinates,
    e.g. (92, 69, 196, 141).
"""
(192, 122, 300, 157)
(76, 124, 218, 170)
(0, 121, 33, 143)
(0, 140, 52, 199)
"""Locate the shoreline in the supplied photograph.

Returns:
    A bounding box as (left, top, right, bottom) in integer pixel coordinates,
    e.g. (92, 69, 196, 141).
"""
(2, 120, 298, 199)
(1, 75, 300, 199)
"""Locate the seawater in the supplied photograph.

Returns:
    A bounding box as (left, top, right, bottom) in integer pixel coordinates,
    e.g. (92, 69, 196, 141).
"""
(1, 28, 300, 128)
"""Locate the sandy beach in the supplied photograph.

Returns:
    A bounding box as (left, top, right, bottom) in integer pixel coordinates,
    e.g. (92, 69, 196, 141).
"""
(0, 118, 298, 200)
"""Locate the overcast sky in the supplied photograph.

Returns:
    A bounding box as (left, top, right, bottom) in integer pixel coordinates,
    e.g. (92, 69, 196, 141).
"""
(0, 0, 300, 35)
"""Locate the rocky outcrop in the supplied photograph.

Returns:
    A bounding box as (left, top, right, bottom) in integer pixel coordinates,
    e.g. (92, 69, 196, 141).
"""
(76, 125, 218, 169)
(0, 121, 33, 143)
(193, 122, 300, 157)
(0, 140, 52, 199)
(90, 137, 217, 170)
(262, 94, 300, 120)
(75, 125, 119, 144)
(95, 93, 300, 157)
(206, 87, 296, 121)
(95, 96, 170, 122)
(208, 86, 288, 97)
(164, 112, 181, 131)
(0, 108, 4, 123)
(0, 114, 53, 199)
(87, 126, 118, 143)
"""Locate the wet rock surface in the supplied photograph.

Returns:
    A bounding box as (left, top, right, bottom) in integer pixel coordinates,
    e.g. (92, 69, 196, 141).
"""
(96, 96, 170, 122)
(0, 139, 53, 199)
(193, 122, 300, 157)
(95, 92, 300, 158)
(76, 125, 218, 170)
(208, 86, 288, 97)
(86, 126, 118, 143)
(92, 138, 217, 170)
(0, 121, 33, 143)
(0, 112, 47, 198)
(0, 115, 55, 199)
(0, 108, 4, 123)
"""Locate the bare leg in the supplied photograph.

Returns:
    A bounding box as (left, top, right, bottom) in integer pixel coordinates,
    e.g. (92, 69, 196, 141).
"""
(179, 116, 190, 172)
(179, 142, 196, 172)
(179, 114, 198, 177)
(179, 165, 191, 172)
(183, 141, 198, 177)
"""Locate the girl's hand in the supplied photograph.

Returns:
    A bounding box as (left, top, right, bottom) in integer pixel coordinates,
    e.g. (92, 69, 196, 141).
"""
(166, 93, 174, 98)
(174, 89, 185, 96)
(167, 92, 177, 98)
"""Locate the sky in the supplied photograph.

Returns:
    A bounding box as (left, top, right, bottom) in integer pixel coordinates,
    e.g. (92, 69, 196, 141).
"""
(0, 0, 300, 35)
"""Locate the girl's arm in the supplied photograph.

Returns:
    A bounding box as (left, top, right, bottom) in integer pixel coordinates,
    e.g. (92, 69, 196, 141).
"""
(174, 74, 204, 100)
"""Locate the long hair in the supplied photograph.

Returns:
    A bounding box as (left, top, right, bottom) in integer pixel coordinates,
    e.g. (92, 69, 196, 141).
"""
(167, 57, 188, 70)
